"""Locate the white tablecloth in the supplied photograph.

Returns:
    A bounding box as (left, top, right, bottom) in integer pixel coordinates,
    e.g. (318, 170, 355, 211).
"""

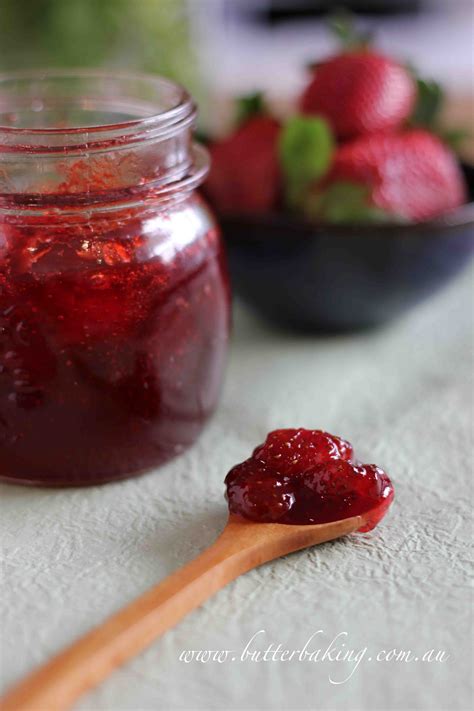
(1, 264, 473, 711)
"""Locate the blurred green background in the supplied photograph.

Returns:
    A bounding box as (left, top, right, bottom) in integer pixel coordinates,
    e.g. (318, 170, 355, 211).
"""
(0, 0, 200, 96)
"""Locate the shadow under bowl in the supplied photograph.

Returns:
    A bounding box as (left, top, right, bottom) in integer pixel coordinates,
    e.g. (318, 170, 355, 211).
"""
(219, 164, 474, 331)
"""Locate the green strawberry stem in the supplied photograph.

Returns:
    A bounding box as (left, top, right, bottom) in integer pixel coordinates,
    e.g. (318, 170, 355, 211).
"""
(328, 10, 373, 50)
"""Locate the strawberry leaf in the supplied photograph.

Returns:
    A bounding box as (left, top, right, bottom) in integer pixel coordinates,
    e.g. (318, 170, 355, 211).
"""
(305, 181, 401, 224)
(235, 92, 266, 126)
(408, 74, 469, 154)
(279, 116, 334, 210)
(439, 127, 471, 152)
(194, 127, 210, 145)
(410, 78, 443, 128)
(408, 75, 469, 153)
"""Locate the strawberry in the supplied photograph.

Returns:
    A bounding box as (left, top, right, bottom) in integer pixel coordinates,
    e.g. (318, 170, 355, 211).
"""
(204, 95, 281, 213)
(300, 51, 416, 139)
(317, 130, 466, 222)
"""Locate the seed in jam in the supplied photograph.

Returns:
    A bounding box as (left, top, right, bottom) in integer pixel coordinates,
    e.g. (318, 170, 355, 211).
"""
(225, 428, 394, 531)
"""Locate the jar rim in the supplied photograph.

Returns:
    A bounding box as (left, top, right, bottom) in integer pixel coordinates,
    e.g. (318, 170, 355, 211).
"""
(0, 71, 208, 213)
(0, 143, 210, 217)
(0, 69, 196, 151)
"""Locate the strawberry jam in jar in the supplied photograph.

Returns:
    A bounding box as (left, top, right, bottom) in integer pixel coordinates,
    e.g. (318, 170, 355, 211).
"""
(0, 72, 230, 485)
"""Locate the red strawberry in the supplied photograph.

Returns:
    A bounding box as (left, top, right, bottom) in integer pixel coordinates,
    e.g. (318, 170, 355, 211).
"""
(204, 114, 281, 213)
(300, 51, 416, 139)
(326, 130, 466, 221)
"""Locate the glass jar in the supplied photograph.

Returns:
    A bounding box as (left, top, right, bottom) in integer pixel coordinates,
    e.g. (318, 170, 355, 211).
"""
(0, 71, 230, 485)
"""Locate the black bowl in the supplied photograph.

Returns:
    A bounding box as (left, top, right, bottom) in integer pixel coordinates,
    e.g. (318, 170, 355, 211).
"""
(219, 163, 474, 331)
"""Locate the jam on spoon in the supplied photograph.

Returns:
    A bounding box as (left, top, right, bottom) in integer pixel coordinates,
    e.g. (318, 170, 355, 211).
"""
(225, 428, 394, 531)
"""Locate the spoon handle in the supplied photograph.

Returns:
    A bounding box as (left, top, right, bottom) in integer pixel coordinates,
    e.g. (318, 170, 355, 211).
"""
(0, 515, 360, 711)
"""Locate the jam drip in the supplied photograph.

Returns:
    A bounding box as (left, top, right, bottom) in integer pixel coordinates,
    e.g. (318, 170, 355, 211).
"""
(225, 429, 394, 531)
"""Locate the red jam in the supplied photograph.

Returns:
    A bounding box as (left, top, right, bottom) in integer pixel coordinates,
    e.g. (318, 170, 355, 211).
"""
(0, 72, 230, 485)
(225, 429, 394, 531)
(0, 197, 230, 485)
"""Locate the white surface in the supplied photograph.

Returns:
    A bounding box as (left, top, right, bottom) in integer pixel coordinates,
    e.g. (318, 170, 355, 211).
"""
(1, 264, 473, 711)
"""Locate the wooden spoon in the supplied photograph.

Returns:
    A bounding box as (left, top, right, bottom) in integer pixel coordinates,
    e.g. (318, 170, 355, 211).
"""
(1, 512, 366, 711)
